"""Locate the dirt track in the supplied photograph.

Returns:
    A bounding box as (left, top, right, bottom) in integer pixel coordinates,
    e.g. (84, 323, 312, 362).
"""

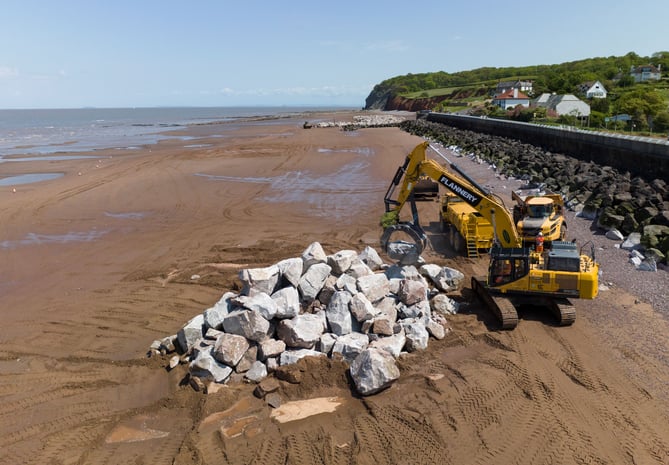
(1, 112, 668, 465)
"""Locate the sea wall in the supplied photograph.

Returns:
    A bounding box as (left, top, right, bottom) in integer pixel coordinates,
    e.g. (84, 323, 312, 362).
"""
(426, 113, 669, 180)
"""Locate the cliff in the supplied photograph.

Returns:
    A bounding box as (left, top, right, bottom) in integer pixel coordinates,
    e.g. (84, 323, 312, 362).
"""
(365, 86, 487, 112)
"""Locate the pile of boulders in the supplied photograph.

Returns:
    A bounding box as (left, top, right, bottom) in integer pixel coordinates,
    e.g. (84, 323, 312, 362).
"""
(149, 242, 463, 396)
(401, 119, 669, 264)
(315, 114, 408, 130)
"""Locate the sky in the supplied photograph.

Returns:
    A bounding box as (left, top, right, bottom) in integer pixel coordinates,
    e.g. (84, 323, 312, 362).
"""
(1, 0, 668, 109)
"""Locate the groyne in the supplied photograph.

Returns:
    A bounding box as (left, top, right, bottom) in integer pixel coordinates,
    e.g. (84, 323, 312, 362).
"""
(426, 113, 669, 180)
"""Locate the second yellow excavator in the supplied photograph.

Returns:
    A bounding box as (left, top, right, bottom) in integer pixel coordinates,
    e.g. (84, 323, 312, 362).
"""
(381, 141, 599, 329)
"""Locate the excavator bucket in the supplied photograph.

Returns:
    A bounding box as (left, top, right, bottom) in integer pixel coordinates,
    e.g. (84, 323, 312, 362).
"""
(412, 177, 439, 201)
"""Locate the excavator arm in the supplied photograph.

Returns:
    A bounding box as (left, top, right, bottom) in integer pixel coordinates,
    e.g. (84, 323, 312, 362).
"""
(382, 141, 522, 251)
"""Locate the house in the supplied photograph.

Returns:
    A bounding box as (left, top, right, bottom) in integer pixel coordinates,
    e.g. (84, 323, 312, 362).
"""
(630, 64, 662, 82)
(533, 93, 590, 118)
(492, 88, 531, 110)
(578, 81, 607, 99)
(495, 80, 533, 95)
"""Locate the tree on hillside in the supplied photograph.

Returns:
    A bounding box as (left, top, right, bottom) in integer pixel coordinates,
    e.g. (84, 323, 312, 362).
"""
(616, 88, 666, 130)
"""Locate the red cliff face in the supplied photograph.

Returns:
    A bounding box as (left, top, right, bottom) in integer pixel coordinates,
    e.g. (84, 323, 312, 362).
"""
(385, 94, 451, 111)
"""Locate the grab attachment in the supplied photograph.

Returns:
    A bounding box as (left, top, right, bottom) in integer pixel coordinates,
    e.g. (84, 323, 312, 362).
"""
(380, 222, 428, 264)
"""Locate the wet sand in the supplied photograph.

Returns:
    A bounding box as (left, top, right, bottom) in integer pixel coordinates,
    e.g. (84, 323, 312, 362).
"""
(1, 111, 668, 465)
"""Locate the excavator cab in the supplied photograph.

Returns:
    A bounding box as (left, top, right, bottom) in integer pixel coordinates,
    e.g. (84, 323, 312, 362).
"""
(488, 247, 529, 286)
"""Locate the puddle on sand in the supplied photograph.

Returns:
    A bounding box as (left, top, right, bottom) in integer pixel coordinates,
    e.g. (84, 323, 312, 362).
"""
(317, 147, 372, 156)
(104, 211, 147, 219)
(0, 155, 99, 163)
(184, 144, 213, 148)
(195, 161, 385, 220)
(0, 172, 64, 186)
(0, 229, 109, 249)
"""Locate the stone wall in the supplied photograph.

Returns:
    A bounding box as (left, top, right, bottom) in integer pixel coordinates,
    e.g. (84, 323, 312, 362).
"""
(426, 113, 669, 180)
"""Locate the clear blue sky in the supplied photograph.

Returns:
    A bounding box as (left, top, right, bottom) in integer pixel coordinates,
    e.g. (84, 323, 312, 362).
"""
(1, 0, 667, 109)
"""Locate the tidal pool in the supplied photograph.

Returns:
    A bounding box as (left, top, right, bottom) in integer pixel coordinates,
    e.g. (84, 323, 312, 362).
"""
(0, 173, 64, 186)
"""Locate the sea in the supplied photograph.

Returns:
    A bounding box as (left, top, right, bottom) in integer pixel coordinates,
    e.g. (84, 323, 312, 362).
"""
(0, 106, 355, 158)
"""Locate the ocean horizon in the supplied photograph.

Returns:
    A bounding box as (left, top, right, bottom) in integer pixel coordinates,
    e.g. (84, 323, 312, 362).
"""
(0, 106, 358, 158)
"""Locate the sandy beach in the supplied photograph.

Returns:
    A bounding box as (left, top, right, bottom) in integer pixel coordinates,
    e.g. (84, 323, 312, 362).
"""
(1, 111, 668, 465)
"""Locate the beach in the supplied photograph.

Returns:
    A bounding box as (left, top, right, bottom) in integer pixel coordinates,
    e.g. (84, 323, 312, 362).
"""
(1, 110, 668, 465)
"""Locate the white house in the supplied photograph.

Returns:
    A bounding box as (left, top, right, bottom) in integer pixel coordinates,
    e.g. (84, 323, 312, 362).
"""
(533, 93, 591, 118)
(492, 88, 531, 110)
(630, 65, 662, 82)
(578, 81, 607, 99)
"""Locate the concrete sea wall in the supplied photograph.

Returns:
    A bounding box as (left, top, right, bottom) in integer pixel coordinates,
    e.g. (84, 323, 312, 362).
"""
(426, 113, 669, 180)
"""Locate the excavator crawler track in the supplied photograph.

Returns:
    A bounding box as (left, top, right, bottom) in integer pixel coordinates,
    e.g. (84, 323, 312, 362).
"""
(471, 277, 518, 330)
(547, 297, 576, 326)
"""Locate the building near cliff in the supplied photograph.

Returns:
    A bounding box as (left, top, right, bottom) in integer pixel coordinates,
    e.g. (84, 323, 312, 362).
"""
(578, 81, 608, 99)
(495, 80, 533, 95)
(492, 88, 531, 110)
(533, 93, 590, 118)
(630, 64, 662, 82)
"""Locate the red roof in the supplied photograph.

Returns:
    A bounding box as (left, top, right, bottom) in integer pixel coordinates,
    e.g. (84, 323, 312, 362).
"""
(495, 89, 530, 100)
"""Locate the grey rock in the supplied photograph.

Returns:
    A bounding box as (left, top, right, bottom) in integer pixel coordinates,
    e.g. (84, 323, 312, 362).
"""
(605, 228, 624, 241)
(349, 348, 400, 396)
(271, 286, 300, 319)
(258, 338, 286, 361)
(425, 318, 447, 340)
(335, 273, 358, 294)
(421, 265, 465, 292)
(235, 345, 258, 373)
(356, 273, 390, 303)
(238, 265, 280, 296)
(369, 332, 406, 358)
(371, 317, 395, 336)
(177, 314, 205, 353)
(213, 333, 250, 367)
(301, 242, 328, 271)
(280, 348, 325, 366)
(431, 294, 459, 315)
(326, 291, 353, 336)
(223, 310, 270, 342)
(398, 300, 431, 319)
(621, 232, 642, 250)
(233, 292, 278, 321)
(346, 259, 374, 279)
(332, 332, 369, 364)
(403, 321, 430, 351)
(317, 275, 337, 306)
(203, 291, 236, 330)
(359, 246, 384, 271)
(245, 361, 268, 383)
(298, 262, 332, 303)
(276, 313, 326, 348)
(318, 333, 338, 355)
(374, 296, 398, 322)
(327, 249, 358, 276)
(204, 328, 224, 340)
(349, 292, 379, 322)
(266, 357, 279, 373)
(190, 348, 233, 383)
(276, 257, 303, 288)
(398, 279, 427, 306)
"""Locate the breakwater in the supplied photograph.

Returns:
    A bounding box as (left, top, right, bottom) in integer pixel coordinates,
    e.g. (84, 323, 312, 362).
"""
(426, 113, 669, 180)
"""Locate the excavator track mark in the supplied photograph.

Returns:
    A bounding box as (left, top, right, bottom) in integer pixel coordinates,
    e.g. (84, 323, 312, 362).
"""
(471, 277, 519, 330)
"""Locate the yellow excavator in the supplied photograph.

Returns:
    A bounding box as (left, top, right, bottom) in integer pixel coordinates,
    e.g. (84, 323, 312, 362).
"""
(381, 141, 599, 329)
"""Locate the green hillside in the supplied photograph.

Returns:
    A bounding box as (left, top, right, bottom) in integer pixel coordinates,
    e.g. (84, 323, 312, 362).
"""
(365, 51, 669, 135)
